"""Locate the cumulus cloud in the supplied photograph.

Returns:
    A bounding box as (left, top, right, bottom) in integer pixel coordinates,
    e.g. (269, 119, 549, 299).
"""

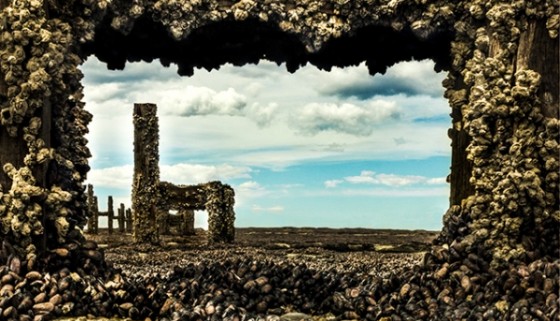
(159, 86, 247, 117)
(325, 171, 448, 188)
(86, 165, 134, 189)
(237, 181, 267, 194)
(291, 100, 400, 136)
(245, 102, 278, 127)
(131, 85, 280, 127)
(234, 181, 271, 207)
(316, 60, 446, 99)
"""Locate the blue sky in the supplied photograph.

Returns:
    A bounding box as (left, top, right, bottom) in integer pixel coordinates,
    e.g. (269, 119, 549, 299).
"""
(80, 58, 450, 230)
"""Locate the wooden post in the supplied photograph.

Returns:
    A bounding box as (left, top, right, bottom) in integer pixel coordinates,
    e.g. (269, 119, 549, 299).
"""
(107, 196, 114, 234)
(125, 209, 132, 233)
(93, 196, 99, 234)
(86, 185, 96, 233)
(132, 103, 159, 244)
(118, 203, 125, 233)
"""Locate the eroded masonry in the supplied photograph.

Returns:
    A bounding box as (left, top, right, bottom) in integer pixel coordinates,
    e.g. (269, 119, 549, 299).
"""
(0, 0, 558, 320)
(85, 103, 236, 243)
(132, 103, 235, 244)
(86, 184, 203, 238)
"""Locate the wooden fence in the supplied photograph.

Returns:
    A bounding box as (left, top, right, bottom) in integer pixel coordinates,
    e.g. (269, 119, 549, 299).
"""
(86, 184, 195, 236)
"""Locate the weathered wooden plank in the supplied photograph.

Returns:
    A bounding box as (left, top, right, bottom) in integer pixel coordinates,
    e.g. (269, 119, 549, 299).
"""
(516, 20, 559, 119)
(118, 203, 125, 233)
(107, 196, 114, 234)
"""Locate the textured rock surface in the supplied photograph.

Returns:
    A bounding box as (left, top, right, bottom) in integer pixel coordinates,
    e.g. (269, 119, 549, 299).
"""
(132, 103, 235, 244)
(158, 181, 236, 243)
(132, 103, 160, 244)
(0, 0, 558, 320)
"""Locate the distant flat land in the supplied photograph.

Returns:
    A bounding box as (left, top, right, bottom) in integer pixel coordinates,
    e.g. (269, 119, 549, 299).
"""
(88, 227, 439, 253)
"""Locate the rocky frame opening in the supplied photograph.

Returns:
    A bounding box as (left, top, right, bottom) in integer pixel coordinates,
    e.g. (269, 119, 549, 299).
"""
(0, 1, 558, 320)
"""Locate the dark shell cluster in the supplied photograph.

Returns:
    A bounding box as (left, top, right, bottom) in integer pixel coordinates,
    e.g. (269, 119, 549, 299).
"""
(1, 240, 559, 321)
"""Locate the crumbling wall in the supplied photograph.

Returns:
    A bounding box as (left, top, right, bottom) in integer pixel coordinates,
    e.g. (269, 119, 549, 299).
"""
(132, 103, 235, 243)
(158, 181, 235, 243)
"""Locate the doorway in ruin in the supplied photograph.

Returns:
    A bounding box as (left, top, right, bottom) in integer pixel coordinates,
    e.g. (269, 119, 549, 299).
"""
(81, 55, 453, 231)
(69, 13, 477, 246)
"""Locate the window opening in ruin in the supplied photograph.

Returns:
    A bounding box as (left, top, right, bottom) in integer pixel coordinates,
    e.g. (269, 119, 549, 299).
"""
(81, 57, 450, 231)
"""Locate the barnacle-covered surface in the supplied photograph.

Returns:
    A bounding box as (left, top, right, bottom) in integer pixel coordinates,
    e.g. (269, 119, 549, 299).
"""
(434, 1, 560, 266)
(85, 184, 98, 234)
(131, 103, 160, 245)
(158, 180, 236, 243)
(0, 0, 558, 320)
(132, 103, 235, 244)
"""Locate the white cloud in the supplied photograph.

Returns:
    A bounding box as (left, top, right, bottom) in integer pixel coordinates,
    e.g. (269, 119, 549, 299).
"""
(345, 170, 378, 184)
(160, 86, 247, 117)
(340, 170, 447, 187)
(86, 165, 133, 189)
(315, 60, 445, 99)
(130, 85, 280, 127)
(324, 179, 343, 188)
(251, 205, 285, 213)
(234, 181, 272, 207)
(160, 163, 252, 184)
(291, 100, 400, 136)
(246, 102, 279, 127)
(427, 177, 447, 185)
(237, 181, 267, 194)
(375, 173, 426, 186)
(86, 163, 251, 190)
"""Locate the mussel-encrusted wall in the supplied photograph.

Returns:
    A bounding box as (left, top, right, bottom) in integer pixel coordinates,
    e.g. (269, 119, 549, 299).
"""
(158, 181, 236, 243)
(132, 103, 235, 244)
(0, 0, 558, 317)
